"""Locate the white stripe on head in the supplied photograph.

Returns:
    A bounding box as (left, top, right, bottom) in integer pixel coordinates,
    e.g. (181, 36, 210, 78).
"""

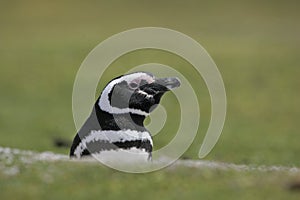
(74, 129, 153, 158)
(98, 72, 155, 116)
(137, 90, 153, 99)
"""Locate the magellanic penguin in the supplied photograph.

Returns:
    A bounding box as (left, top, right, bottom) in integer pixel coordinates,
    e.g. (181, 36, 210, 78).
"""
(70, 72, 180, 161)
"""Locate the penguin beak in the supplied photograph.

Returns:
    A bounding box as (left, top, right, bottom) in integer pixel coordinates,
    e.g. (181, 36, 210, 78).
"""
(155, 77, 181, 90)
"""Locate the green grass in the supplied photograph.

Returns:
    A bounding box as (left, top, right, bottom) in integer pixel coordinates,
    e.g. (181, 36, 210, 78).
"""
(1, 0, 300, 199)
(1, 158, 300, 200)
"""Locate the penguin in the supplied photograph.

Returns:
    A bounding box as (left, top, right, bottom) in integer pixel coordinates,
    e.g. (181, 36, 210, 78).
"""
(70, 72, 180, 161)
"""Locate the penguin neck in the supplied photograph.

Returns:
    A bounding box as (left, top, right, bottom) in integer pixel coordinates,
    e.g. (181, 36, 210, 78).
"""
(95, 104, 147, 132)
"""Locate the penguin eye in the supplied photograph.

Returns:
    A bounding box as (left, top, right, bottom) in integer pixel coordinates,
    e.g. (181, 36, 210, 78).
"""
(129, 82, 139, 89)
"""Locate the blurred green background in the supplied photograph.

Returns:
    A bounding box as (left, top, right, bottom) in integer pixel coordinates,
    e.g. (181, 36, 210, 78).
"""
(1, 0, 300, 199)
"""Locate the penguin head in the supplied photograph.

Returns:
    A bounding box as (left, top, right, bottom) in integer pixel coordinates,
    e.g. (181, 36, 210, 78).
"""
(98, 72, 181, 116)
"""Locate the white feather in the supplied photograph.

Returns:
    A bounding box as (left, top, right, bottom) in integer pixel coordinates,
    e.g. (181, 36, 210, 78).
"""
(93, 147, 150, 163)
(74, 129, 153, 158)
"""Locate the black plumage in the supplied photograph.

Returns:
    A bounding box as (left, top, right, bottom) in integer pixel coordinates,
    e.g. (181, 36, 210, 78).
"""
(70, 72, 180, 160)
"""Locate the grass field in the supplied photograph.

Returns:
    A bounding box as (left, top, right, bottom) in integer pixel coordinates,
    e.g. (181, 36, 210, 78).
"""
(1, 0, 300, 199)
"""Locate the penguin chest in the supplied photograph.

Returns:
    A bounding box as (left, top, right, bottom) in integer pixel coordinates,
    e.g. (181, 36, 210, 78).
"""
(94, 147, 151, 163)
(73, 130, 153, 161)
